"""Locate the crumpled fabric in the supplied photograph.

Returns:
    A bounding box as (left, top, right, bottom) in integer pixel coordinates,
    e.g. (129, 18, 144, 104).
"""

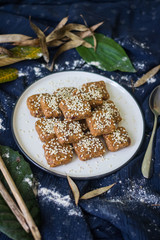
(0, 1, 160, 240)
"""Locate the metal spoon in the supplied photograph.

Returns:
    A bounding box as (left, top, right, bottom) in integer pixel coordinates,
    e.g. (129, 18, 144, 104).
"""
(141, 85, 160, 178)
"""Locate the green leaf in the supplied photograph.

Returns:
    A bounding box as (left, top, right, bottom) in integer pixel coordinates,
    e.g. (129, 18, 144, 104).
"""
(0, 46, 42, 67)
(76, 33, 136, 72)
(0, 68, 18, 84)
(0, 145, 40, 240)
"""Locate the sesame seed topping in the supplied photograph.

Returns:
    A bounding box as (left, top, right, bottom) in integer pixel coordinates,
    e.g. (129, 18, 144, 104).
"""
(54, 87, 76, 103)
(111, 127, 129, 146)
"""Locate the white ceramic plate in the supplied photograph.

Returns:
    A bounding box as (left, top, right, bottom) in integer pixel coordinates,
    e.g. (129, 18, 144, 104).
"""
(12, 71, 144, 179)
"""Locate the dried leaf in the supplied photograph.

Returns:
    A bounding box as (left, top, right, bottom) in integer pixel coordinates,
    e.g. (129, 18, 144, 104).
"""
(65, 31, 93, 49)
(46, 39, 64, 47)
(29, 17, 49, 63)
(80, 14, 97, 50)
(0, 47, 13, 57)
(0, 68, 18, 83)
(13, 38, 40, 46)
(0, 34, 32, 43)
(0, 46, 42, 67)
(134, 65, 160, 87)
(46, 16, 69, 42)
(80, 183, 116, 200)
(47, 39, 84, 71)
(67, 176, 80, 206)
(46, 23, 89, 43)
(77, 22, 104, 39)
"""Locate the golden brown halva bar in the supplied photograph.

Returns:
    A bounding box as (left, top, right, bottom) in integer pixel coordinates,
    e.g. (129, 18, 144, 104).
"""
(94, 99, 122, 123)
(54, 120, 84, 145)
(40, 93, 62, 118)
(79, 85, 103, 107)
(86, 110, 116, 136)
(73, 132, 105, 161)
(103, 127, 131, 152)
(82, 81, 110, 101)
(53, 87, 77, 103)
(35, 118, 57, 142)
(27, 94, 44, 118)
(43, 138, 73, 167)
(59, 94, 92, 121)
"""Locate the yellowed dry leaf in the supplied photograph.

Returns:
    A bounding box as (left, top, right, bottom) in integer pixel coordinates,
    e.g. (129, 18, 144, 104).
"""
(0, 47, 13, 57)
(80, 183, 116, 200)
(0, 46, 42, 67)
(0, 34, 32, 43)
(134, 65, 160, 87)
(67, 175, 80, 206)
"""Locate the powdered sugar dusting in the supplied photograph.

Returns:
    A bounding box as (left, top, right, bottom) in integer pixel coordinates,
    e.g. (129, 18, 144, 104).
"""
(38, 187, 82, 217)
(18, 64, 46, 78)
(23, 176, 33, 187)
(107, 179, 160, 206)
(134, 62, 146, 70)
(0, 118, 5, 131)
(39, 187, 71, 207)
(147, 77, 156, 84)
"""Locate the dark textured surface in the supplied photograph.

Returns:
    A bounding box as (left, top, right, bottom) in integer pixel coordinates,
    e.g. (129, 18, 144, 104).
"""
(0, 1, 160, 240)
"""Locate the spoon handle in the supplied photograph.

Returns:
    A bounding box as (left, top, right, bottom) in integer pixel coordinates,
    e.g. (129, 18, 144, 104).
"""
(141, 114, 158, 178)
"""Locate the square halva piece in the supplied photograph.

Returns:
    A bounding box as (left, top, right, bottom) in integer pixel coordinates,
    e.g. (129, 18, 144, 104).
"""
(59, 95, 91, 121)
(27, 94, 44, 118)
(53, 87, 77, 103)
(86, 110, 116, 136)
(103, 127, 131, 152)
(40, 93, 62, 118)
(54, 120, 84, 145)
(35, 118, 57, 142)
(82, 81, 109, 104)
(43, 138, 73, 167)
(73, 133, 105, 161)
(95, 99, 122, 123)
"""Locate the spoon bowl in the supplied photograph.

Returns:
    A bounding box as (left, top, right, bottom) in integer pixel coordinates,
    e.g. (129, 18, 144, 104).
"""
(141, 85, 160, 178)
(149, 85, 160, 116)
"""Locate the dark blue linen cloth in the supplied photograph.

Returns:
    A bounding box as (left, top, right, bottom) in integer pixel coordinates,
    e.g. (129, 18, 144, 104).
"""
(0, 1, 160, 239)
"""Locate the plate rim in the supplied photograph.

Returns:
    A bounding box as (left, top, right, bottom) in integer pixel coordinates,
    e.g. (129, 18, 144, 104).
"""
(11, 70, 145, 180)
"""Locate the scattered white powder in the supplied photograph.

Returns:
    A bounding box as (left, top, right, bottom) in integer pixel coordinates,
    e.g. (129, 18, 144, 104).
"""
(33, 66, 43, 77)
(88, 61, 101, 67)
(0, 119, 5, 131)
(134, 62, 146, 70)
(2, 152, 9, 158)
(54, 59, 90, 71)
(122, 57, 128, 62)
(18, 64, 45, 78)
(106, 179, 160, 207)
(38, 187, 82, 217)
(39, 187, 71, 207)
(68, 209, 82, 217)
(23, 177, 33, 187)
(147, 77, 156, 84)
(131, 38, 149, 49)
(121, 75, 130, 81)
